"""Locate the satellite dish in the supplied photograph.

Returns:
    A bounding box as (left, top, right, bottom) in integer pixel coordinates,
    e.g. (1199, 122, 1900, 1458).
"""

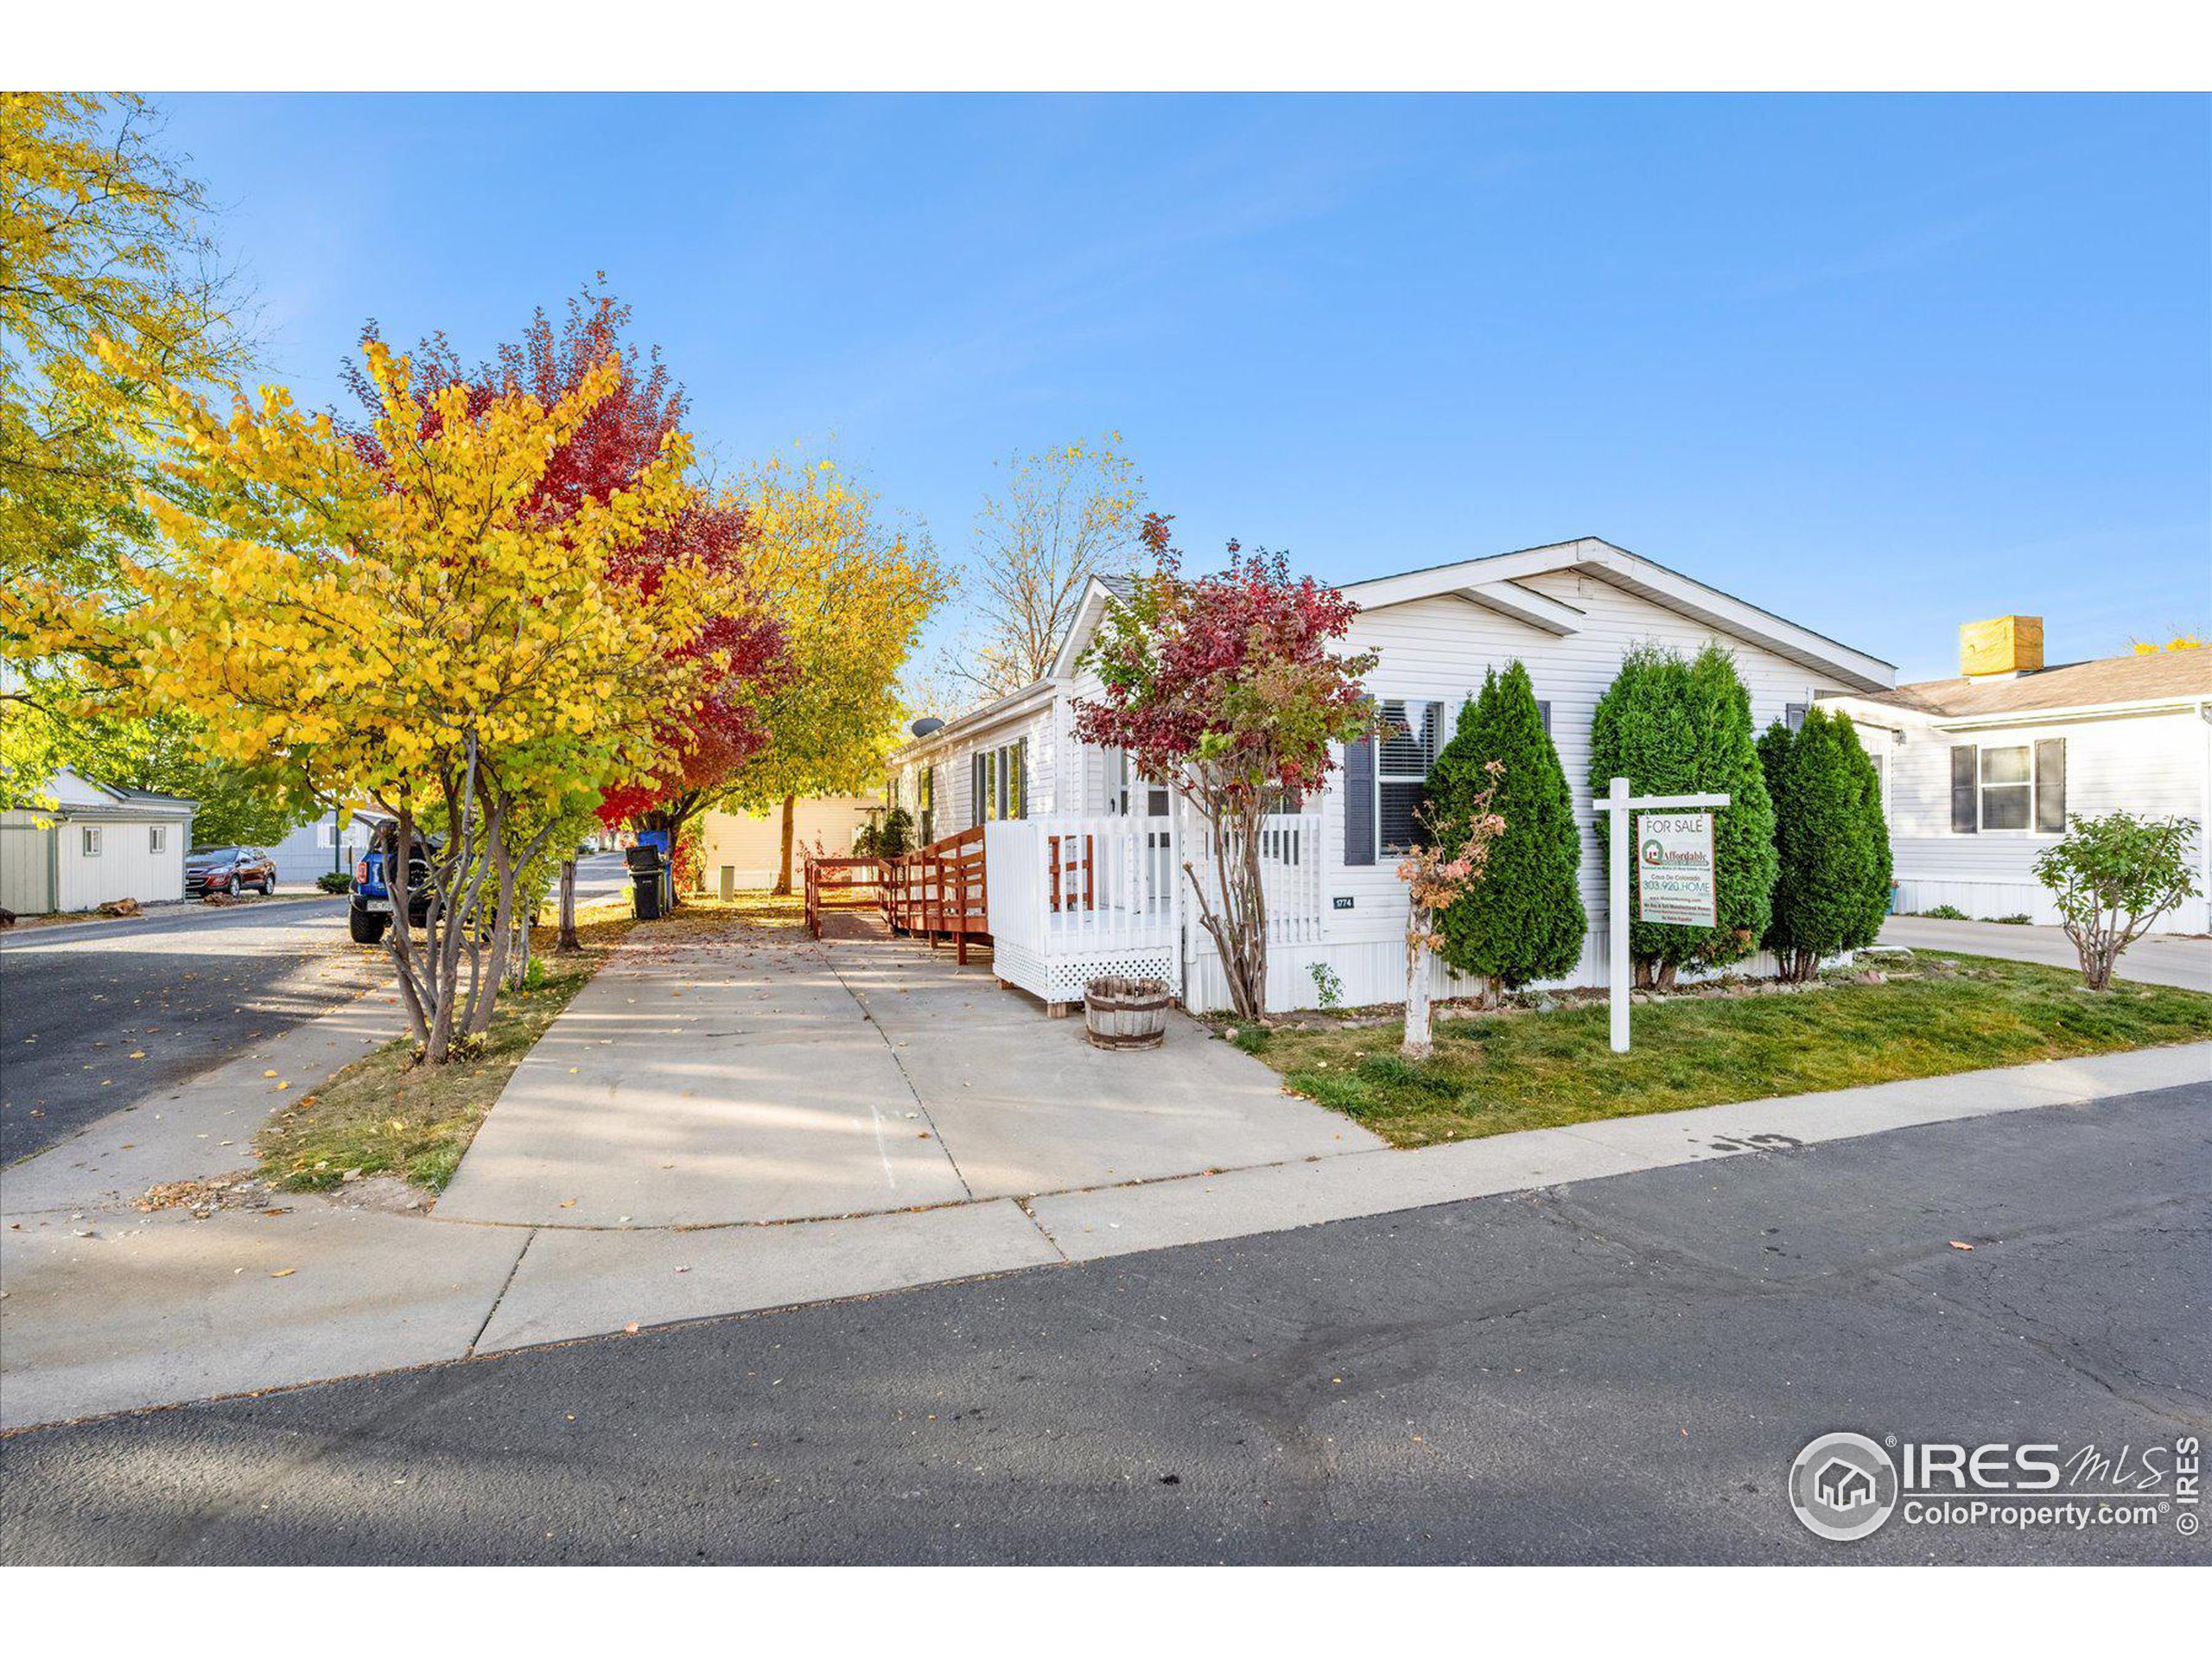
(909, 717, 944, 737)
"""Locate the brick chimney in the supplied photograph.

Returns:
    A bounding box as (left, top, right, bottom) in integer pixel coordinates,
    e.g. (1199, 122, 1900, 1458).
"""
(1960, 615, 2044, 679)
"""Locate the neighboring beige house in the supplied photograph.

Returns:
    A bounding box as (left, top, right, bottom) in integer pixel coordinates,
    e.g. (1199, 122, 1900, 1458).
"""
(0, 770, 197, 916)
(696, 796, 881, 896)
(1819, 619, 2211, 935)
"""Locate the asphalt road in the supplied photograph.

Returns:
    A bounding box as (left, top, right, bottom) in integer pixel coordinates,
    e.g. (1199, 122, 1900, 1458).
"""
(568, 850, 632, 910)
(0, 897, 372, 1164)
(3, 1082, 2203, 1565)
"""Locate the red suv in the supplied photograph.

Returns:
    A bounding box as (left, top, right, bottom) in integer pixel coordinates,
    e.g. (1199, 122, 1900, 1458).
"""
(185, 846, 277, 898)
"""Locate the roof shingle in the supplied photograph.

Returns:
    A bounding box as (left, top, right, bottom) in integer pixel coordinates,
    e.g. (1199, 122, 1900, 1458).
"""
(1851, 649, 2211, 719)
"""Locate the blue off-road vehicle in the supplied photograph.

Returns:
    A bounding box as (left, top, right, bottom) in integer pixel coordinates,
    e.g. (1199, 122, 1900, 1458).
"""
(347, 823, 436, 944)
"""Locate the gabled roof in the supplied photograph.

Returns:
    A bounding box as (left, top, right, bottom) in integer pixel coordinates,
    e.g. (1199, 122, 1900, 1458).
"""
(36, 769, 197, 821)
(1337, 536, 1897, 693)
(1840, 648, 2211, 721)
(912, 537, 1897, 766)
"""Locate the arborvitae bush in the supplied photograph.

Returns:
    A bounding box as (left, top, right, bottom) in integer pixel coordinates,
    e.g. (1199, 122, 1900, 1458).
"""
(1432, 662, 1585, 1000)
(1761, 708, 1891, 979)
(1589, 643, 1777, 986)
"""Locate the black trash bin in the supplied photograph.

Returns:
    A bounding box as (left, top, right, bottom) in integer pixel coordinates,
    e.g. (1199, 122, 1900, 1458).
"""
(626, 846, 665, 920)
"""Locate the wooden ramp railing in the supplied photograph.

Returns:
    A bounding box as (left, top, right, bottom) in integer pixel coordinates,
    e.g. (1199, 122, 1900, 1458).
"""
(880, 827, 990, 964)
(803, 855, 886, 938)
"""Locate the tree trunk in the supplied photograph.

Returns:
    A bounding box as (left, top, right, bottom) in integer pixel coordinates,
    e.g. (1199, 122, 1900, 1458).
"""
(774, 793, 798, 895)
(1402, 925, 1435, 1059)
(557, 859, 580, 951)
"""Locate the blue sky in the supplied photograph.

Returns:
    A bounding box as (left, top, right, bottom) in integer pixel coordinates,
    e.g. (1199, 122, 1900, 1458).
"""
(161, 92, 2209, 682)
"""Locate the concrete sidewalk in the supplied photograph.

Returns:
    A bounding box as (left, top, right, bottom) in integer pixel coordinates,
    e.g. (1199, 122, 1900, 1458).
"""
(435, 925, 1372, 1228)
(1879, 915, 2210, 993)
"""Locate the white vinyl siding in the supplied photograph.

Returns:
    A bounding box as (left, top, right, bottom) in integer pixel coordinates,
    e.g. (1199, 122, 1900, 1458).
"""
(889, 696, 1062, 842)
(54, 815, 189, 911)
(1826, 703, 2208, 934)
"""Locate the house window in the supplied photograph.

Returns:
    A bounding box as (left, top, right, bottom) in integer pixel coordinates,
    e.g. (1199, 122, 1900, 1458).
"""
(81, 825, 103, 857)
(1377, 698, 1442, 854)
(971, 741, 1027, 825)
(1950, 740, 2065, 833)
(1785, 702, 1809, 733)
(149, 825, 167, 855)
(1980, 745, 2031, 830)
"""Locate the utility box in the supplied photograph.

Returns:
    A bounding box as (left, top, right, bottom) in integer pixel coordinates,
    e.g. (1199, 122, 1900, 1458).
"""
(1960, 614, 2044, 678)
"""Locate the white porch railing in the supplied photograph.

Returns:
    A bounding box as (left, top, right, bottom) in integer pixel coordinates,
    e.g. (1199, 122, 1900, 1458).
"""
(985, 810, 1326, 1005)
(985, 815, 1183, 1002)
(1185, 811, 1327, 947)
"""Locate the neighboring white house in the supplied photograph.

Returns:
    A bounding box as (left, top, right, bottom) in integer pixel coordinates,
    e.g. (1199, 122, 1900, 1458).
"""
(1819, 620, 2211, 936)
(0, 771, 196, 916)
(265, 807, 378, 887)
(887, 537, 1897, 1011)
(697, 796, 880, 896)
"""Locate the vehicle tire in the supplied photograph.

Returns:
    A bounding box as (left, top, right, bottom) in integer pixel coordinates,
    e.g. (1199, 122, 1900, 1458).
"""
(347, 906, 389, 945)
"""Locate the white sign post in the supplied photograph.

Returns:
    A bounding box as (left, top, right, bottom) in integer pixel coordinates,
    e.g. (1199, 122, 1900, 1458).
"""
(1593, 776, 1730, 1053)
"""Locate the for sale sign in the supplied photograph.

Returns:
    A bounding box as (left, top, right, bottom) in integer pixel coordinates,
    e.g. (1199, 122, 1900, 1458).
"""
(1637, 812, 1717, 928)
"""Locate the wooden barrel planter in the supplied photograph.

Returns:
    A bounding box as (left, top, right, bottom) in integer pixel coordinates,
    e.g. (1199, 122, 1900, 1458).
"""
(1084, 976, 1171, 1050)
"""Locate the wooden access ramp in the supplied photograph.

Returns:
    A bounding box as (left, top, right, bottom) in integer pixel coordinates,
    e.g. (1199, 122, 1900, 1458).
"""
(805, 828, 991, 964)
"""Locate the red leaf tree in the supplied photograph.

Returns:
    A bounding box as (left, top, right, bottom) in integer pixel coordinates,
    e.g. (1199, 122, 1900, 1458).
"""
(1073, 515, 1376, 1018)
(348, 285, 791, 899)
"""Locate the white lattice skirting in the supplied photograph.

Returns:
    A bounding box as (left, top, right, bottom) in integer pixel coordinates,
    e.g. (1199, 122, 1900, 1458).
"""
(995, 938, 1181, 1004)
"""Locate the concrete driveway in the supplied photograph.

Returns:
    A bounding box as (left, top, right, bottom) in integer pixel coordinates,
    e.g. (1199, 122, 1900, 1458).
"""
(1879, 915, 2211, 993)
(434, 923, 1376, 1230)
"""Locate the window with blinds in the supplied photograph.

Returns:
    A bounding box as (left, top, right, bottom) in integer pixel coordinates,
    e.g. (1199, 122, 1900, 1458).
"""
(1377, 698, 1441, 854)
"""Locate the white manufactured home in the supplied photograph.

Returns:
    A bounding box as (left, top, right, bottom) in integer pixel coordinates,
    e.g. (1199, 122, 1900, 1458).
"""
(0, 771, 197, 917)
(887, 537, 1897, 1012)
(1820, 621, 2211, 936)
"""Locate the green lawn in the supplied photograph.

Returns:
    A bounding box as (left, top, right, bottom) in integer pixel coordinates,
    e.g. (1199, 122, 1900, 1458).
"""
(1225, 951, 2212, 1148)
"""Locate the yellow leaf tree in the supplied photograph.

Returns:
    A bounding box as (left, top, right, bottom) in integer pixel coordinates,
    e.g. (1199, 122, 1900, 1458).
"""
(724, 457, 950, 891)
(1, 92, 252, 808)
(9, 342, 732, 1061)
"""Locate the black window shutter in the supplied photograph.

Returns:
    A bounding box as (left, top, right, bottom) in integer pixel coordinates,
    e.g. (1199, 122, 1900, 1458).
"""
(1014, 739, 1028, 820)
(972, 754, 984, 828)
(1950, 746, 1979, 834)
(1344, 735, 1376, 866)
(1537, 700, 1552, 735)
(2035, 739, 2066, 833)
